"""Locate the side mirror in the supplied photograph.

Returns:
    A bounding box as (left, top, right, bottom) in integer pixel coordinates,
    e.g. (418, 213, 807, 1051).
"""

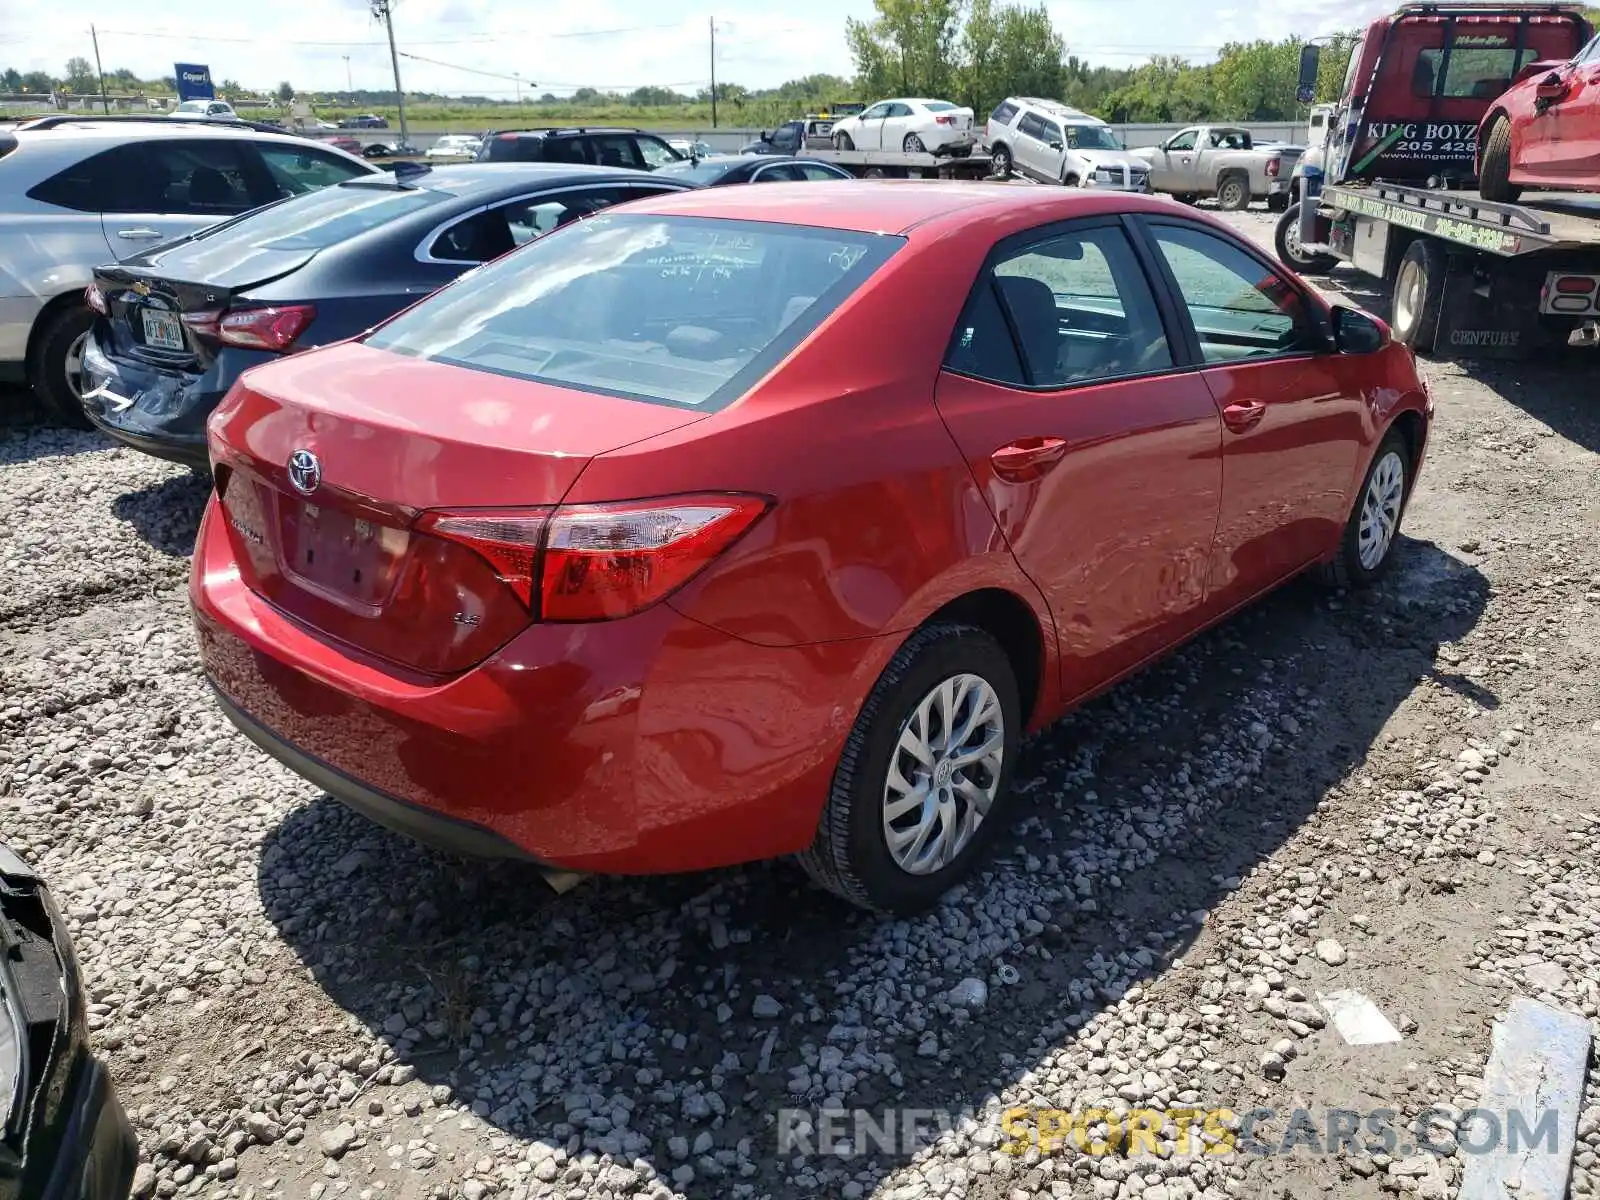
(1298, 44, 1322, 102)
(1536, 72, 1568, 101)
(1333, 306, 1389, 354)
(760, 130, 772, 142)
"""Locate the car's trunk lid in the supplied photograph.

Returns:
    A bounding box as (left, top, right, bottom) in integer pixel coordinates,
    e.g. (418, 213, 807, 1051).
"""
(208, 342, 710, 674)
(96, 244, 314, 372)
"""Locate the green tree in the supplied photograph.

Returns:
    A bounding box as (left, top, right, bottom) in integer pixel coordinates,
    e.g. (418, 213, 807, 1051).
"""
(846, 0, 964, 99)
(1, 68, 22, 93)
(64, 56, 97, 93)
(21, 70, 55, 94)
(275, 81, 295, 103)
(1211, 39, 1301, 121)
(627, 85, 680, 107)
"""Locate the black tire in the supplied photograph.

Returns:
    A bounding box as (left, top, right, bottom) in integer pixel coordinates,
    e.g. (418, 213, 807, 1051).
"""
(1266, 192, 1289, 213)
(797, 622, 1022, 914)
(1175, 193, 1200, 205)
(834, 132, 855, 151)
(1274, 206, 1338, 276)
(29, 304, 95, 429)
(1216, 173, 1250, 211)
(989, 143, 1011, 178)
(1391, 238, 1447, 352)
(1063, 173, 1080, 187)
(1478, 116, 1520, 203)
(1317, 429, 1411, 589)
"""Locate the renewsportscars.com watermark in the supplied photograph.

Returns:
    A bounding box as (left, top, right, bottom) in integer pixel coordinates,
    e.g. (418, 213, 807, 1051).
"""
(777, 1105, 1563, 1160)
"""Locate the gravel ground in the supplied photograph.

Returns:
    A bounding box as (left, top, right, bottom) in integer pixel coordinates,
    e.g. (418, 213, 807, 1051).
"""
(2, 207, 1598, 1200)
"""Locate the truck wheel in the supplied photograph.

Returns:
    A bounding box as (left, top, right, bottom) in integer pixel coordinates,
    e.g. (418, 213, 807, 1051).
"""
(1216, 173, 1250, 211)
(988, 144, 1011, 178)
(29, 303, 95, 429)
(1392, 239, 1447, 353)
(1274, 207, 1337, 275)
(1062, 173, 1080, 187)
(834, 132, 855, 151)
(903, 133, 925, 153)
(1478, 117, 1520, 204)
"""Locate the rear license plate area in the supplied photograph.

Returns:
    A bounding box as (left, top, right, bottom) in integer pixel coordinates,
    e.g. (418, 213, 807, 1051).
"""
(279, 500, 406, 606)
(140, 307, 184, 351)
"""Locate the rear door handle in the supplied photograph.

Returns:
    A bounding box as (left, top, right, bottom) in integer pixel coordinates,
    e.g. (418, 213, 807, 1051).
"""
(116, 228, 163, 240)
(990, 436, 1070, 481)
(1222, 400, 1267, 431)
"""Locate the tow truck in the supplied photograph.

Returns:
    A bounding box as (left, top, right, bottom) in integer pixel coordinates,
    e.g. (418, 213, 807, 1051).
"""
(1278, 2, 1600, 359)
(743, 107, 995, 179)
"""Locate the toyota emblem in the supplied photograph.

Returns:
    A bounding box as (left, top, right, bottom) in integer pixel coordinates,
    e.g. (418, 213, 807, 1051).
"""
(287, 449, 321, 496)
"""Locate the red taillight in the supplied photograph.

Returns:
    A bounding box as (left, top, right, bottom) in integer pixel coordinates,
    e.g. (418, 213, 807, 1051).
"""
(1554, 275, 1597, 294)
(415, 508, 553, 607)
(1266, 156, 1281, 178)
(85, 284, 107, 315)
(935, 114, 955, 125)
(215, 305, 316, 351)
(413, 493, 769, 623)
(541, 495, 769, 621)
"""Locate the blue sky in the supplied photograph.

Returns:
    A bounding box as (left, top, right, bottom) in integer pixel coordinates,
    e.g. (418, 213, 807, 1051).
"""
(6, 0, 1397, 97)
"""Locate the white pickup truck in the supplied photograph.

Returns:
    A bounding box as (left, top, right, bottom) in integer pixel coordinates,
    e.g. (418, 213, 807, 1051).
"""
(1130, 125, 1303, 211)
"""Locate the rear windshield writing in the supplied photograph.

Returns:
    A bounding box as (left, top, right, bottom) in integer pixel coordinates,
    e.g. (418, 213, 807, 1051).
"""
(199, 184, 450, 251)
(365, 214, 903, 410)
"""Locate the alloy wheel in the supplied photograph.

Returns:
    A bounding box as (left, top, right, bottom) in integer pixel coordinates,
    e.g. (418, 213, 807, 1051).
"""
(1358, 450, 1406, 570)
(64, 331, 88, 399)
(881, 673, 1005, 875)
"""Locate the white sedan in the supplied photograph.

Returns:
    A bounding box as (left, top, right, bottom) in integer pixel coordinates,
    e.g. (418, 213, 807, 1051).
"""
(169, 100, 238, 121)
(829, 98, 975, 155)
(426, 134, 482, 158)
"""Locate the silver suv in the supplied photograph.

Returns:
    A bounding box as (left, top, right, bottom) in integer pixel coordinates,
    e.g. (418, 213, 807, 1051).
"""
(0, 116, 375, 425)
(983, 98, 1150, 191)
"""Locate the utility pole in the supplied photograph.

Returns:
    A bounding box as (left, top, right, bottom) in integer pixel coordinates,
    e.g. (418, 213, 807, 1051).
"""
(89, 24, 110, 114)
(371, 0, 409, 147)
(513, 73, 522, 105)
(708, 16, 717, 128)
(343, 55, 352, 93)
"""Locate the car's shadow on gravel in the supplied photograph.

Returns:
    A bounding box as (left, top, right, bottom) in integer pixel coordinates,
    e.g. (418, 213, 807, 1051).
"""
(111, 472, 211, 556)
(0, 390, 118, 464)
(254, 536, 1488, 1199)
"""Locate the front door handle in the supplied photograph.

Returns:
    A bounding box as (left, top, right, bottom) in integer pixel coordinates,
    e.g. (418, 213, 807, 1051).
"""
(990, 436, 1069, 481)
(1222, 400, 1267, 432)
(116, 228, 163, 240)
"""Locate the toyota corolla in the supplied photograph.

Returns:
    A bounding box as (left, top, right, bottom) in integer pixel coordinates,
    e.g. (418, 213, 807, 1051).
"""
(191, 182, 1431, 914)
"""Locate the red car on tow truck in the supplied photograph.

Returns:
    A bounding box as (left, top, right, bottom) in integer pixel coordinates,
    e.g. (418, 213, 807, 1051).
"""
(1478, 30, 1600, 201)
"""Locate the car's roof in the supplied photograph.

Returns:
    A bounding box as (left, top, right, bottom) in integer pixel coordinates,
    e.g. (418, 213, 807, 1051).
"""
(14, 119, 318, 145)
(618, 180, 1183, 235)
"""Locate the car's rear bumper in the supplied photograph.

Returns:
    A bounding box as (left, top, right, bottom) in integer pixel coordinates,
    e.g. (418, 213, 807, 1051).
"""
(79, 334, 240, 466)
(190, 493, 897, 874)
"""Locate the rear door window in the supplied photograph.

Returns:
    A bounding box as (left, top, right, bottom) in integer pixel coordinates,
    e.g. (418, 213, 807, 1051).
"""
(29, 140, 258, 215)
(590, 135, 644, 169)
(500, 185, 679, 247)
(635, 136, 682, 169)
(1017, 113, 1047, 141)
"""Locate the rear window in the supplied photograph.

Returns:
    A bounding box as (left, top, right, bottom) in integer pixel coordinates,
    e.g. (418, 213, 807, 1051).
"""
(990, 101, 1019, 125)
(481, 134, 546, 163)
(656, 158, 739, 184)
(1413, 45, 1545, 98)
(924, 101, 958, 112)
(364, 214, 903, 410)
(190, 183, 450, 251)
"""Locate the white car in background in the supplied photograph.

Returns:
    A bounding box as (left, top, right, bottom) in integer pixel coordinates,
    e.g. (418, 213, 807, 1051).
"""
(983, 96, 1150, 190)
(169, 99, 238, 121)
(829, 98, 975, 155)
(426, 134, 482, 159)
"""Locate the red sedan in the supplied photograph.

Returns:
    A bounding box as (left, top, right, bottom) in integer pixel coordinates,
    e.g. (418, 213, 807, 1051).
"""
(1480, 32, 1600, 201)
(191, 182, 1431, 914)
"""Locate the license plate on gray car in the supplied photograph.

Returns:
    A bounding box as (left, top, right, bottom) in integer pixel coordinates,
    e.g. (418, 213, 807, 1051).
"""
(141, 308, 183, 351)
